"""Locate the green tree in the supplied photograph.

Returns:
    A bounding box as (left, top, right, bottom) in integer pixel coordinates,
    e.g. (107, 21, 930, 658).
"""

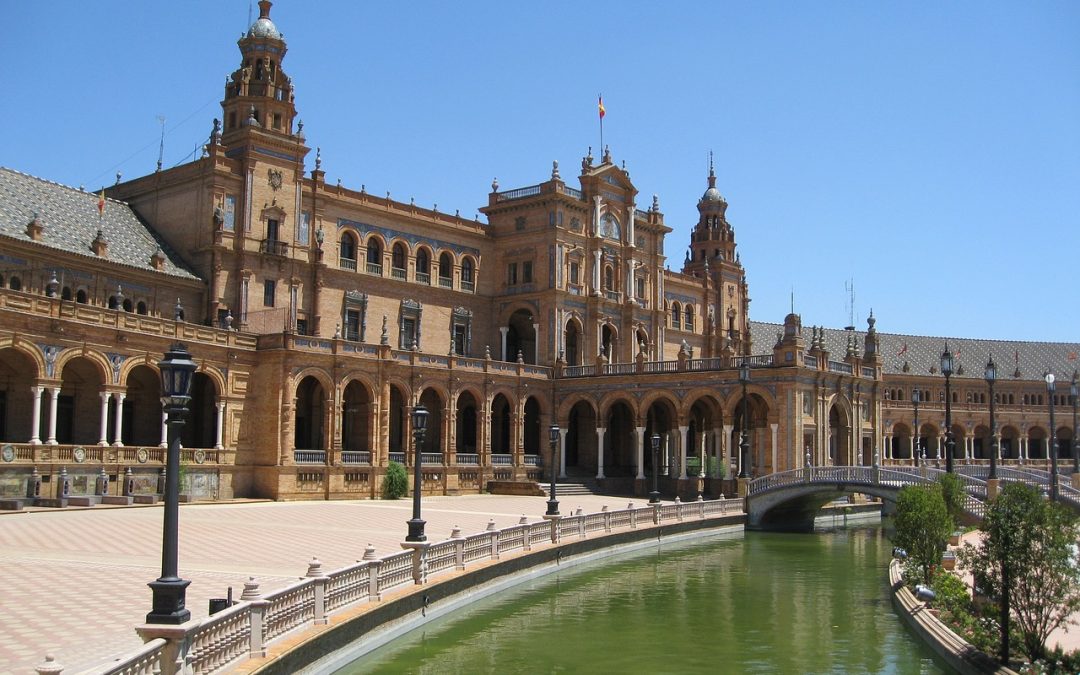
(959, 482, 1080, 664)
(382, 461, 408, 499)
(893, 483, 953, 585)
(937, 472, 965, 528)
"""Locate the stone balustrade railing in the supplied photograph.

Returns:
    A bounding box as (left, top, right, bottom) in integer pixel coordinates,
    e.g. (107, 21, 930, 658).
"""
(42, 498, 743, 675)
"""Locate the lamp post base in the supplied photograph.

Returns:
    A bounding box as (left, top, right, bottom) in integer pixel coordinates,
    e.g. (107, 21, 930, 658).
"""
(545, 498, 560, 517)
(146, 577, 191, 624)
(405, 517, 427, 543)
(648, 490, 660, 505)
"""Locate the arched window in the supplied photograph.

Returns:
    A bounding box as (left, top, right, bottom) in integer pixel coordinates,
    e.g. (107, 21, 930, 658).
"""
(136, 301, 148, 315)
(416, 248, 431, 283)
(61, 286, 73, 301)
(438, 252, 453, 282)
(8, 276, 21, 291)
(671, 303, 681, 329)
(461, 257, 475, 291)
(603, 265, 614, 291)
(76, 289, 88, 304)
(366, 238, 383, 274)
(684, 305, 695, 332)
(122, 298, 134, 313)
(339, 232, 357, 270)
(391, 242, 406, 271)
(108, 295, 120, 310)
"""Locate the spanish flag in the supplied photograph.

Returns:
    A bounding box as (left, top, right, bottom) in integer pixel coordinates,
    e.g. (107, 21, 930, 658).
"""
(598, 95, 605, 120)
(97, 189, 105, 217)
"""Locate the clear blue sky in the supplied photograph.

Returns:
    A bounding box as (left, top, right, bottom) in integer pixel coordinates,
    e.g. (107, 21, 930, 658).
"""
(2, 2, 1077, 342)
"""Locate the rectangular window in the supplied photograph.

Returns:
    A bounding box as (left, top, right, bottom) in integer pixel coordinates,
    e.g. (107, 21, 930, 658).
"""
(508, 262, 518, 285)
(267, 218, 280, 242)
(296, 211, 310, 244)
(453, 324, 468, 356)
(223, 195, 236, 232)
(636, 277, 645, 299)
(522, 261, 533, 284)
(399, 299, 422, 350)
(295, 318, 308, 336)
(344, 309, 361, 341)
(400, 318, 417, 349)
(263, 280, 276, 307)
(569, 262, 579, 284)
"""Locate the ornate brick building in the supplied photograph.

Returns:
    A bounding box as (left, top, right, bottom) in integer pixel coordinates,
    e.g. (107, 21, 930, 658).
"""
(1, 2, 1076, 504)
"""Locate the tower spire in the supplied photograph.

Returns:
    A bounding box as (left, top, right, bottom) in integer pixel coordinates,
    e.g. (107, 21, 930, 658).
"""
(708, 150, 715, 187)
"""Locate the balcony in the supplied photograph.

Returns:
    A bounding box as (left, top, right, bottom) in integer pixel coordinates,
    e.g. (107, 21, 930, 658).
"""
(341, 451, 371, 464)
(391, 267, 406, 280)
(416, 272, 431, 285)
(260, 239, 288, 256)
(365, 262, 383, 276)
(339, 257, 357, 271)
(461, 279, 475, 293)
(294, 449, 326, 464)
(438, 276, 453, 289)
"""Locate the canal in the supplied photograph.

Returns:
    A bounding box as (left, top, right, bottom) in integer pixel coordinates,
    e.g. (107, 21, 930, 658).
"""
(335, 526, 944, 674)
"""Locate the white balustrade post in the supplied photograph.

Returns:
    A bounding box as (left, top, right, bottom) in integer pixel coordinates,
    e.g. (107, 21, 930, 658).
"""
(46, 387, 60, 445)
(214, 402, 225, 450)
(306, 558, 328, 625)
(112, 392, 126, 447)
(98, 392, 111, 446)
(29, 386, 42, 445)
(240, 577, 267, 658)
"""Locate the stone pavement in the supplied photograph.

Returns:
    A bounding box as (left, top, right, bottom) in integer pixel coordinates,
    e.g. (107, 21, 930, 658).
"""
(0, 492, 641, 674)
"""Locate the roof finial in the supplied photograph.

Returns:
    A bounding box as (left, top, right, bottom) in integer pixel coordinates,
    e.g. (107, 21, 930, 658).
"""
(707, 150, 716, 188)
(314, 147, 322, 171)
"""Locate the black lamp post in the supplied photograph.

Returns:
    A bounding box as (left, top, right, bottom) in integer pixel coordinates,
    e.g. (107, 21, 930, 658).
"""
(546, 424, 560, 516)
(941, 344, 955, 473)
(738, 359, 751, 478)
(911, 388, 920, 466)
(406, 405, 429, 542)
(1071, 371, 1079, 475)
(985, 355, 998, 480)
(147, 342, 196, 624)
(649, 433, 661, 504)
(1046, 373, 1058, 502)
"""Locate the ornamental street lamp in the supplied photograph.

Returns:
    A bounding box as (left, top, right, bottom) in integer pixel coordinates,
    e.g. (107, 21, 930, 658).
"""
(649, 433, 661, 504)
(941, 344, 955, 473)
(546, 424, 560, 516)
(405, 405, 429, 542)
(1071, 371, 1079, 475)
(147, 342, 196, 624)
(985, 355, 998, 480)
(1046, 373, 1058, 502)
(911, 388, 920, 467)
(739, 359, 751, 479)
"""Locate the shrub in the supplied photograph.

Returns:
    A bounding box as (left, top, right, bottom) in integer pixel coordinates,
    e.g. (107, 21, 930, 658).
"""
(937, 472, 965, 527)
(383, 460, 408, 499)
(893, 483, 953, 585)
(706, 456, 728, 479)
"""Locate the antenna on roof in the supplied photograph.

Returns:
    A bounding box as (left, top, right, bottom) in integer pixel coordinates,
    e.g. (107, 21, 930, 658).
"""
(155, 115, 166, 173)
(844, 279, 856, 331)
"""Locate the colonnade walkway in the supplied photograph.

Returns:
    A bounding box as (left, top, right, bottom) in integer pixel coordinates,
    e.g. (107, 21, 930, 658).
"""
(0, 493, 639, 674)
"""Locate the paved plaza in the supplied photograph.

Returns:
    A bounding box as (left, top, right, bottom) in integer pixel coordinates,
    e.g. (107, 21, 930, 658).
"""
(0, 492, 636, 674)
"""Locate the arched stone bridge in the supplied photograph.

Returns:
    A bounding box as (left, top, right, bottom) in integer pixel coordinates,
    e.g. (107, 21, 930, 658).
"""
(744, 466, 989, 531)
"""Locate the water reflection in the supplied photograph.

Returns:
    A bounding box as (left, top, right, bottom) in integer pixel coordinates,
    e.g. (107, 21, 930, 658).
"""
(336, 527, 944, 675)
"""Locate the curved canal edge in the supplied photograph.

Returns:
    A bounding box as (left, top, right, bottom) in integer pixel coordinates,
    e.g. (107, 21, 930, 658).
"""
(888, 559, 1017, 675)
(238, 514, 745, 675)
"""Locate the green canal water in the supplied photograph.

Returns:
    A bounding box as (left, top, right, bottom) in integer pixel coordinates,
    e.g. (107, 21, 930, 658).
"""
(335, 527, 944, 674)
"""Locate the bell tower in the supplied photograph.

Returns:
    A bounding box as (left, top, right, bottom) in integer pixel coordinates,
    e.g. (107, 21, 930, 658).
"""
(682, 154, 751, 355)
(221, 0, 298, 138)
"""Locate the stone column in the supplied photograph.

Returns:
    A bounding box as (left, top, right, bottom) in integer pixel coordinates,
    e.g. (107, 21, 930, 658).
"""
(532, 323, 540, 364)
(112, 392, 126, 447)
(722, 424, 734, 472)
(626, 260, 635, 304)
(592, 249, 602, 296)
(98, 392, 111, 446)
(635, 426, 646, 479)
(499, 327, 509, 361)
(596, 427, 607, 479)
(215, 401, 225, 450)
(627, 204, 636, 247)
(558, 427, 567, 478)
(770, 423, 778, 473)
(699, 431, 707, 478)
(679, 425, 689, 479)
(29, 386, 42, 445)
(45, 387, 60, 445)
